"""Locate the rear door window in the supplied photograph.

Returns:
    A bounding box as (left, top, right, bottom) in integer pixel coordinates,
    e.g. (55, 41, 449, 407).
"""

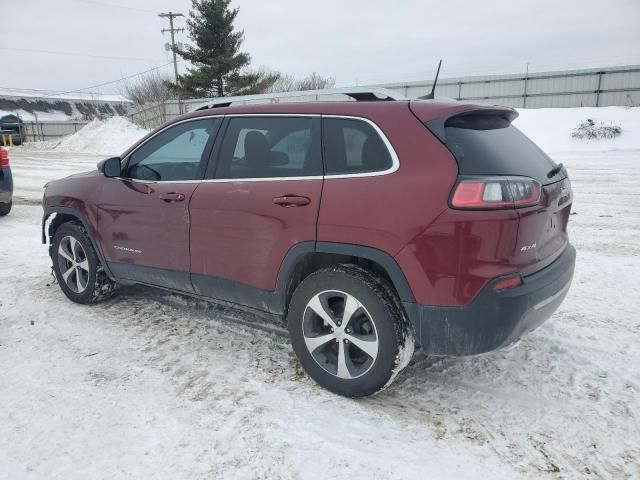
(213, 117, 321, 179)
(322, 118, 393, 175)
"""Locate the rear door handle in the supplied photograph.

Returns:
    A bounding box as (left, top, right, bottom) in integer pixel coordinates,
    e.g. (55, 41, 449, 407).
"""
(159, 192, 185, 202)
(272, 195, 311, 207)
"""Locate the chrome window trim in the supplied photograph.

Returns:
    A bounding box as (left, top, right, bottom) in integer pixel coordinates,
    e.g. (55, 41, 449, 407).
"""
(116, 114, 399, 185)
(321, 115, 399, 179)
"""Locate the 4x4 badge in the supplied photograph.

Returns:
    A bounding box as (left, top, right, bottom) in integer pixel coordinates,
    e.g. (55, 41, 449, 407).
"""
(520, 242, 537, 252)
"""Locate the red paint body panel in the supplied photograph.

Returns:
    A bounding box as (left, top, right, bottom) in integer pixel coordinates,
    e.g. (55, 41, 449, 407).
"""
(513, 180, 573, 276)
(42, 170, 104, 245)
(317, 104, 458, 256)
(395, 209, 521, 306)
(97, 178, 197, 273)
(189, 179, 322, 291)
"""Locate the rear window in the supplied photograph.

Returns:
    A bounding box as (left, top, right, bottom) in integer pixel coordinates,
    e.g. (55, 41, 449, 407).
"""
(431, 114, 564, 185)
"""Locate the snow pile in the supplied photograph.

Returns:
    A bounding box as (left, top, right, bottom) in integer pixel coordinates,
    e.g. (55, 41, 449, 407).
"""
(55, 116, 149, 156)
(514, 106, 640, 154)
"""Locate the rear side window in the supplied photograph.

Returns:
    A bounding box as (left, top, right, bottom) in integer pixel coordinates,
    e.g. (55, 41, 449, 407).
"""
(214, 117, 321, 179)
(323, 118, 392, 175)
(436, 113, 562, 185)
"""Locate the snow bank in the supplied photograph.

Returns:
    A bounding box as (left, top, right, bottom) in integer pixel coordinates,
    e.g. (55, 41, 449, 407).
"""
(55, 117, 149, 156)
(514, 106, 640, 154)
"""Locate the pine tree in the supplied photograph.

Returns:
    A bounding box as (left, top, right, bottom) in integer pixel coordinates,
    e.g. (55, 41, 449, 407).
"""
(171, 0, 276, 97)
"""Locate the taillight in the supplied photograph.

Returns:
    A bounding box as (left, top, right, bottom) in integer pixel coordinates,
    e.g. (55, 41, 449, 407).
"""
(451, 176, 541, 210)
(0, 148, 8, 168)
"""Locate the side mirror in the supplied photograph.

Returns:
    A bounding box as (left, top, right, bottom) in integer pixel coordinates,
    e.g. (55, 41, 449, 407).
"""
(98, 157, 121, 178)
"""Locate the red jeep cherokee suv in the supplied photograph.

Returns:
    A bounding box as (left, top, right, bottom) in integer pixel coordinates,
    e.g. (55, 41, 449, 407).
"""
(42, 91, 575, 397)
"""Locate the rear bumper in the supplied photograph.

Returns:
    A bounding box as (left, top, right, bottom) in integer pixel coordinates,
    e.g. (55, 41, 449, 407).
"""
(403, 244, 576, 356)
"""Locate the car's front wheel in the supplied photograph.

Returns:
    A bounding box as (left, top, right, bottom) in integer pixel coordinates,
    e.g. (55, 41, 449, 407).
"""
(287, 265, 414, 397)
(51, 222, 117, 304)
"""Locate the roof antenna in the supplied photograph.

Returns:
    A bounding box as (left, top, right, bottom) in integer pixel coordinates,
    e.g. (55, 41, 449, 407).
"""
(419, 59, 442, 100)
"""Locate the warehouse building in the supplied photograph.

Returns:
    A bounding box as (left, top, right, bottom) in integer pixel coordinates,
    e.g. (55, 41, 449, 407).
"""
(376, 64, 640, 108)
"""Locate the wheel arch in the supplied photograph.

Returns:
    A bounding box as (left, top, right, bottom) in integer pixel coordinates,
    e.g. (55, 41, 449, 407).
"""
(43, 206, 116, 280)
(276, 241, 416, 315)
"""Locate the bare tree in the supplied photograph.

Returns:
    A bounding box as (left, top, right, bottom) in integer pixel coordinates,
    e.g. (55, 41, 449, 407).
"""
(295, 72, 336, 91)
(121, 71, 174, 107)
(265, 72, 336, 93)
(265, 73, 296, 93)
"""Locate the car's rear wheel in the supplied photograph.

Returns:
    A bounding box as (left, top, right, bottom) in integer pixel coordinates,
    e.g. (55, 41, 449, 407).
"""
(0, 201, 11, 216)
(51, 222, 117, 304)
(287, 265, 414, 397)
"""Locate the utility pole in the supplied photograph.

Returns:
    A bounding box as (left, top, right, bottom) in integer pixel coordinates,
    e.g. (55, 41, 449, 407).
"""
(158, 12, 184, 84)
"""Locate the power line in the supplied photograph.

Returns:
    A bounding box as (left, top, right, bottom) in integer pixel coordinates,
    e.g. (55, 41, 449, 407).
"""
(39, 62, 177, 98)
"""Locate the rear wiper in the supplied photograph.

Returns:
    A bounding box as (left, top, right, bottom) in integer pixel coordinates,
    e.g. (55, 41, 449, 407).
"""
(547, 162, 564, 178)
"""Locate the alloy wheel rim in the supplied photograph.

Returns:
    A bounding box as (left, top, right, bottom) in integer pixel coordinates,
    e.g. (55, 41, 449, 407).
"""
(302, 290, 379, 379)
(57, 235, 90, 293)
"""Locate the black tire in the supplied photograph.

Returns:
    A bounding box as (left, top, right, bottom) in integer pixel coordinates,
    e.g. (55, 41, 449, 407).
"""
(287, 264, 414, 397)
(0, 201, 11, 216)
(51, 222, 117, 304)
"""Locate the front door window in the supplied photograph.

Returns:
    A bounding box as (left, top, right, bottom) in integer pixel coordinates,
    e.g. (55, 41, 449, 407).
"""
(126, 118, 221, 182)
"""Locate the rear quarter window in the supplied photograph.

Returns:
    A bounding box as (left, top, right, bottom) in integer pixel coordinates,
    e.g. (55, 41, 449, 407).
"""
(323, 118, 393, 175)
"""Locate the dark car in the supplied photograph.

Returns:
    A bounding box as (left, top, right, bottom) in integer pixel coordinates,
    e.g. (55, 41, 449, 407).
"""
(0, 114, 25, 146)
(41, 89, 575, 397)
(0, 147, 12, 215)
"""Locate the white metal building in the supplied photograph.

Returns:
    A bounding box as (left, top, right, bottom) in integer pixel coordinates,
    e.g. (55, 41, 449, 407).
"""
(375, 65, 640, 108)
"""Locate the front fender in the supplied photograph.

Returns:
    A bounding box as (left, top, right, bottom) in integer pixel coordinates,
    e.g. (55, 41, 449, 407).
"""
(42, 206, 115, 281)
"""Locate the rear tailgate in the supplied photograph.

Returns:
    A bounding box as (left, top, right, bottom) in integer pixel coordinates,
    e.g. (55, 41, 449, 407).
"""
(413, 102, 572, 276)
(516, 176, 572, 275)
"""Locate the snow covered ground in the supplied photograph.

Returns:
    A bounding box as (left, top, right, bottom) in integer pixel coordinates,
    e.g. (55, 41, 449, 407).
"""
(1, 108, 639, 479)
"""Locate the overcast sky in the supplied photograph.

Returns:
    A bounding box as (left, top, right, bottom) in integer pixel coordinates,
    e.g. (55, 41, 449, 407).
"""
(2, 0, 639, 96)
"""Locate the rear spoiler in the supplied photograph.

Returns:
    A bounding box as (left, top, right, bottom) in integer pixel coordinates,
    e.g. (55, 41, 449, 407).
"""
(424, 108, 519, 144)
